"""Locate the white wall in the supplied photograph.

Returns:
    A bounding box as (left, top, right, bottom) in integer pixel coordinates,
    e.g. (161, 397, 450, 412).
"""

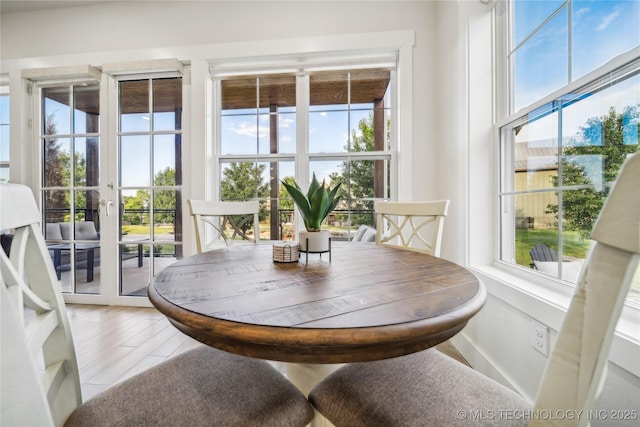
(2, 0, 638, 421)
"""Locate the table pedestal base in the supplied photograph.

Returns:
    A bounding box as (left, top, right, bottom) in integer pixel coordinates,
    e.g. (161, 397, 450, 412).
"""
(285, 363, 343, 427)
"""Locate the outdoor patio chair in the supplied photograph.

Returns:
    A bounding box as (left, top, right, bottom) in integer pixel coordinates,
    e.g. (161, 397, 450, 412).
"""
(0, 183, 314, 427)
(374, 200, 450, 256)
(188, 199, 260, 253)
(529, 243, 558, 268)
(309, 151, 640, 426)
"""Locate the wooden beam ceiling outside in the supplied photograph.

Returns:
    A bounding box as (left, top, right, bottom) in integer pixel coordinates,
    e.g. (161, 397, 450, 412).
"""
(45, 70, 391, 114)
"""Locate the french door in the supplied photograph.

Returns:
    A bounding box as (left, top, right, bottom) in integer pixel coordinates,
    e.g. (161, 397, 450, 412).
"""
(39, 75, 183, 305)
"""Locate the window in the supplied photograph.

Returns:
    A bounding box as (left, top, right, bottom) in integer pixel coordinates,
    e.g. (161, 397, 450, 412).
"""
(511, 0, 640, 113)
(0, 85, 8, 183)
(499, 0, 640, 302)
(215, 63, 395, 242)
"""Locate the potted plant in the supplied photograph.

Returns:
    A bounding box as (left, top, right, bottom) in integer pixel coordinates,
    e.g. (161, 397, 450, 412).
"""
(281, 173, 342, 252)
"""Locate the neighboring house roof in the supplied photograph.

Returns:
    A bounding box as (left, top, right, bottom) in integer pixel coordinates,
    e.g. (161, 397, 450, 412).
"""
(514, 141, 558, 172)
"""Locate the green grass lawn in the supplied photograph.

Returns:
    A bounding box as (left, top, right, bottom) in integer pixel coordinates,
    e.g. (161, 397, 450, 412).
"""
(121, 225, 174, 235)
(515, 229, 591, 266)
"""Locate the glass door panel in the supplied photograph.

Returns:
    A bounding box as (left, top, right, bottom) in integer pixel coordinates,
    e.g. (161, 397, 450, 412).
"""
(118, 77, 183, 296)
(41, 84, 101, 295)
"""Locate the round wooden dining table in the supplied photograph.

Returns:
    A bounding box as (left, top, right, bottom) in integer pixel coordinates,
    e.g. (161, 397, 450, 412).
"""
(148, 241, 486, 423)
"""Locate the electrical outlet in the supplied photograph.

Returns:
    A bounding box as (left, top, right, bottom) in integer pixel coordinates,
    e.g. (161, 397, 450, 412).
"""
(531, 320, 549, 357)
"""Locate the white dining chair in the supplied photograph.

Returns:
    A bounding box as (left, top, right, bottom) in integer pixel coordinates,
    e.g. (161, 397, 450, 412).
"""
(188, 199, 260, 253)
(374, 200, 450, 256)
(309, 151, 640, 427)
(0, 183, 314, 427)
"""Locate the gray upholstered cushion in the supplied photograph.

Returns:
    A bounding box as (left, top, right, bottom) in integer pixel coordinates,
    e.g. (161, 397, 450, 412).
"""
(351, 225, 369, 242)
(75, 222, 99, 240)
(352, 225, 376, 243)
(46, 223, 63, 240)
(361, 227, 377, 243)
(65, 346, 314, 427)
(309, 349, 530, 427)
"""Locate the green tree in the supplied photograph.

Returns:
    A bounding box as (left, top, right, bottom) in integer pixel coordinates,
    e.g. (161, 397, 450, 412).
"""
(122, 190, 149, 225)
(278, 176, 296, 210)
(43, 114, 69, 222)
(547, 106, 640, 239)
(220, 162, 269, 231)
(154, 167, 177, 225)
(330, 112, 386, 226)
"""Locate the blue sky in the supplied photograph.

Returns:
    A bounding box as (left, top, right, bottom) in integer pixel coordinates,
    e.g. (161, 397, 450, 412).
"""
(221, 104, 388, 186)
(514, 0, 639, 111)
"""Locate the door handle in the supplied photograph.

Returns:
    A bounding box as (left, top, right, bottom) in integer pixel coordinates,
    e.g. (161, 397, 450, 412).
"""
(100, 199, 114, 216)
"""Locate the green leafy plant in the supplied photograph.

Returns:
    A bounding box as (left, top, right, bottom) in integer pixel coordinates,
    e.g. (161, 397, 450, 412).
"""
(281, 173, 342, 232)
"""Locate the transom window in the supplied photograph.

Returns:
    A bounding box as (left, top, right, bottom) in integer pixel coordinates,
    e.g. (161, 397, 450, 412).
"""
(215, 63, 395, 242)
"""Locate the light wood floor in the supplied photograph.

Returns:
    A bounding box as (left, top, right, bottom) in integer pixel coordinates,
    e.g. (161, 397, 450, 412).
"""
(66, 304, 204, 400)
(66, 304, 469, 401)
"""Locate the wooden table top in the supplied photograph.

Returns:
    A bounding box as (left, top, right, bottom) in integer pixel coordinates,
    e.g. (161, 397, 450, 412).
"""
(148, 242, 486, 364)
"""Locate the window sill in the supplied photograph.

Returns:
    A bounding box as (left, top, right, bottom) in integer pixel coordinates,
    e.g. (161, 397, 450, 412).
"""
(469, 262, 640, 378)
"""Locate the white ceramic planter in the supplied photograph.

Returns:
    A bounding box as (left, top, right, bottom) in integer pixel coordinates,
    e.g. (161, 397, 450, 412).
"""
(298, 230, 330, 253)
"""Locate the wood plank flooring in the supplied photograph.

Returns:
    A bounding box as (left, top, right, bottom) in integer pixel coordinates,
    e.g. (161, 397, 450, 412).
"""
(66, 304, 203, 400)
(66, 304, 469, 401)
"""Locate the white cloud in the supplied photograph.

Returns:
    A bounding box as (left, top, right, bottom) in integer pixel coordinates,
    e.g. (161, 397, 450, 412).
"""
(574, 6, 589, 18)
(596, 6, 621, 32)
(229, 120, 267, 139)
(279, 117, 294, 128)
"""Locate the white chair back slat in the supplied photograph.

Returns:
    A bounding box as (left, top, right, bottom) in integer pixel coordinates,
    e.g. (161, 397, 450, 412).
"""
(188, 199, 260, 253)
(532, 152, 640, 427)
(375, 200, 450, 256)
(1, 284, 55, 427)
(26, 310, 59, 358)
(0, 183, 82, 427)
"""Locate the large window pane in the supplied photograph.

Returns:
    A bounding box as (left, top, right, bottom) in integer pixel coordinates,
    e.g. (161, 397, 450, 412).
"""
(513, 8, 568, 112)
(310, 70, 391, 154)
(120, 80, 150, 132)
(153, 78, 182, 131)
(501, 61, 640, 292)
(572, 0, 640, 80)
(44, 137, 71, 188)
(154, 189, 179, 242)
(43, 87, 71, 135)
(121, 189, 150, 240)
(153, 134, 181, 186)
(73, 85, 100, 134)
(120, 135, 150, 187)
(513, 0, 565, 47)
(221, 75, 295, 155)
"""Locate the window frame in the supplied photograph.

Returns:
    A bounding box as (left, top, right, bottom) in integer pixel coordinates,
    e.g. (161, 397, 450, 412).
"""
(211, 58, 398, 241)
(496, 1, 640, 304)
